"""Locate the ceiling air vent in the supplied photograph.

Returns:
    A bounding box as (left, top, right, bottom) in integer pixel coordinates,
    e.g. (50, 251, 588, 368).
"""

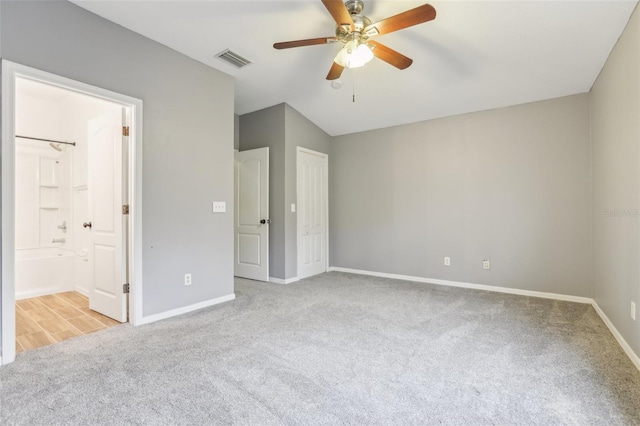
(216, 49, 252, 68)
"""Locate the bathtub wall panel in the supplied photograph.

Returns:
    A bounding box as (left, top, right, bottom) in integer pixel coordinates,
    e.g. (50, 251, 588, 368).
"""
(15, 249, 75, 299)
(15, 151, 40, 249)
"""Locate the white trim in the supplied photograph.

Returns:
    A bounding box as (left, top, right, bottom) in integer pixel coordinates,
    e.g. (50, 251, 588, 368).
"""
(1, 60, 144, 365)
(328, 267, 593, 303)
(1, 62, 17, 366)
(75, 287, 90, 299)
(140, 293, 236, 325)
(269, 276, 300, 285)
(296, 147, 330, 279)
(329, 266, 640, 371)
(591, 302, 640, 371)
(16, 288, 68, 301)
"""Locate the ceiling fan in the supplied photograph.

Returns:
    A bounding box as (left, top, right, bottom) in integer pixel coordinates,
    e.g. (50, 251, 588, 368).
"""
(273, 0, 436, 80)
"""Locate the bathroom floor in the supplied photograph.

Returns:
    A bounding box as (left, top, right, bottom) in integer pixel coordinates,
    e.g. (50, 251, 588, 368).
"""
(15, 292, 122, 354)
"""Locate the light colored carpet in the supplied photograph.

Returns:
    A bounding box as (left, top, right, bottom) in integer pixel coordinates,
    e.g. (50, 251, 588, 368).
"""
(1, 272, 639, 425)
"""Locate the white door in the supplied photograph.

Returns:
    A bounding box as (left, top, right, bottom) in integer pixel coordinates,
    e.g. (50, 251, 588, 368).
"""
(235, 148, 269, 281)
(297, 148, 328, 279)
(87, 110, 127, 322)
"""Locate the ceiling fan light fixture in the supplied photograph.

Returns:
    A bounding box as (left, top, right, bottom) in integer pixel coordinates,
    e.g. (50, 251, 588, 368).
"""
(273, 1, 437, 81)
(334, 41, 374, 69)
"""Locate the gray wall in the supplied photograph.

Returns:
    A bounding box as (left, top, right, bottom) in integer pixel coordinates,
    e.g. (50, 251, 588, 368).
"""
(284, 104, 331, 279)
(239, 104, 286, 279)
(239, 103, 330, 280)
(331, 94, 592, 297)
(0, 0, 235, 329)
(591, 5, 640, 356)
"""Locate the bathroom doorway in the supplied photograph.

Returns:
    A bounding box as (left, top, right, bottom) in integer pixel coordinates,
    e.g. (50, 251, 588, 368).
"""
(14, 78, 125, 353)
(1, 61, 143, 365)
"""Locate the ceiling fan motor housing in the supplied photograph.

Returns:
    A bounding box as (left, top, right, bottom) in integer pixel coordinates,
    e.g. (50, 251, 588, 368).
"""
(335, 0, 371, 40)
(345, 0, 364, 14)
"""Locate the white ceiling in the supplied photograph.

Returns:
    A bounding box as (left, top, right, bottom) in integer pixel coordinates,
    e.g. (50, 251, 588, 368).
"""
(71, 0, 638, 136)
(16, 78, 72, 102)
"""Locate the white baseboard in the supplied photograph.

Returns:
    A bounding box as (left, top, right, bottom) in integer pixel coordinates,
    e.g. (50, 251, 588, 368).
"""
(140, 293, 236, 325)
(329, 266, 640, 372)
(74, 286, 90, 298)
(591, 302, 640, 371)
(328, 267, 592, 303)
(16, 287, 65, 301)
(269, 276, 299, 285)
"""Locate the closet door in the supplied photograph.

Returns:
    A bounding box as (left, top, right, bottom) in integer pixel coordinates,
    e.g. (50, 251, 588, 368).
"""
(234, 148, 270, 281)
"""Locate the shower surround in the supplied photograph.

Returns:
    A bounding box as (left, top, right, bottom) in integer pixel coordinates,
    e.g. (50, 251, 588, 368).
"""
(15, 137, 73, 299)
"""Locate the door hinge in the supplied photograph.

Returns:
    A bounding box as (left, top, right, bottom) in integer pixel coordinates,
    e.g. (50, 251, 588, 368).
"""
(122, 204, 129, 215)
(123, 283, 130, 294)
(122, 126, 130, 137)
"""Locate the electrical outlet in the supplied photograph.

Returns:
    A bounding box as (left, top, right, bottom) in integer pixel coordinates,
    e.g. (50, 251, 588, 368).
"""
(212, 201, 226, 213)
(184, 273, 192, 286)
(483, 260, 490, 270)
(632, 301, 636, 321)
(444, 257, 451, 266)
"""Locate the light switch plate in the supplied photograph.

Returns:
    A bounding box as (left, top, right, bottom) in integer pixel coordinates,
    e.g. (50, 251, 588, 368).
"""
(291, 203, 296, 213)
(212, 201, 226, 213)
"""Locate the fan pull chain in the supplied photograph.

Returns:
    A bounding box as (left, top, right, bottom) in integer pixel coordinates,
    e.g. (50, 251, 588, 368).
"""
(351, 68, 356, 103)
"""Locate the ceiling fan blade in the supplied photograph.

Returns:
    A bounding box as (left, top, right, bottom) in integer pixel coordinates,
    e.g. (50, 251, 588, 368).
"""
(321, 0, 354, 31)
(364, 4, 436, 37)
(326, 61, 345, 80)
(274, 37, 338, 50)
(369, 41, 413, 70)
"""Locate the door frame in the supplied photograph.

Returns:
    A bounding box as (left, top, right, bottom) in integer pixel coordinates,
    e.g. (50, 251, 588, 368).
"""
(1, 60, 144, 365)
(296, 147, 329, 278)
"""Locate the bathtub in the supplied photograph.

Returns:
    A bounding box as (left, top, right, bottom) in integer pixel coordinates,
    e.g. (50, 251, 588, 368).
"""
(15, 248, 75, 300)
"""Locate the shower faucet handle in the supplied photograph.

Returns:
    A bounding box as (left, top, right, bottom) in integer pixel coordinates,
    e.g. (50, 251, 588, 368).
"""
(83, 222, 92, 229)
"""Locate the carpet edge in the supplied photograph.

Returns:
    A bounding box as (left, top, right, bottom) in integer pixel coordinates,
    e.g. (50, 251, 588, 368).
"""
(592, 301, 640, 372)
(329, 266, 640, 372)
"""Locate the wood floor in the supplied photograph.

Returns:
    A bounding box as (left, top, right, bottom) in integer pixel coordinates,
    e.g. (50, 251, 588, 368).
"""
(15, 292, 121, 354)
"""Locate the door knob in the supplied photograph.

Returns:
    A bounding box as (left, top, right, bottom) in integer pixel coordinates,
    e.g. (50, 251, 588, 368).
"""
(83, 222, 92, 229)
(260, 219, 271, 224)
